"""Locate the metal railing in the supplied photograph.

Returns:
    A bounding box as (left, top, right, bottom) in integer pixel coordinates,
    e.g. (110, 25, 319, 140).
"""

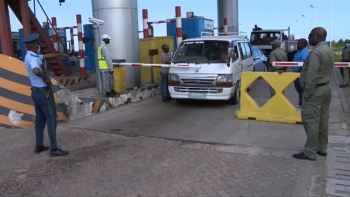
(200, 31, 248, 38)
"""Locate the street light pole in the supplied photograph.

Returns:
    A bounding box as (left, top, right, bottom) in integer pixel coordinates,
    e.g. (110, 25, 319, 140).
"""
(302, 15, 306, 38)
(330, 0, 333, 47)
(33, 0, 36, 16)
(296, 20, 299, 38)
(310, 5, 317, 28)
(89, 17, 105, 95)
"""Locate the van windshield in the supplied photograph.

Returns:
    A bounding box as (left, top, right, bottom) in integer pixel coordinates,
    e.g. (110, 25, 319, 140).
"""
(172, 40, 230, 64)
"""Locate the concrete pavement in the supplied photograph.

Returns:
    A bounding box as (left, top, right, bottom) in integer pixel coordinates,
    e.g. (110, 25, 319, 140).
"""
(0, 69, 349, 196)
(64, 78, 305, 150)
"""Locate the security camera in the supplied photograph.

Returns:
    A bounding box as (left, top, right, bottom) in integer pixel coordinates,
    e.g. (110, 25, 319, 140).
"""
(88, 17, 105, 26)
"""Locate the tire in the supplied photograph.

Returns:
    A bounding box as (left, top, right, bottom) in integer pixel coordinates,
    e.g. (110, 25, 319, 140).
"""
(229, 81, 240, 105)
(176, 99, 186, 104)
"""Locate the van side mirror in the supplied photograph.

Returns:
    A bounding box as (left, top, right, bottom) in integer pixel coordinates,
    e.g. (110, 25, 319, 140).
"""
(168, 50, 176, 60)
(227, 48, 234, 58)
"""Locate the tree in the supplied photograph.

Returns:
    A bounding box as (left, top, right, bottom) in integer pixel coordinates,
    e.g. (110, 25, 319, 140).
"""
(338, 39, 344, 45)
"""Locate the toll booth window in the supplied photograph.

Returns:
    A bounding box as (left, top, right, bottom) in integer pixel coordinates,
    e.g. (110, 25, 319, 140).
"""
(182, 32, 188, 40)
(172, 40, 230, 64)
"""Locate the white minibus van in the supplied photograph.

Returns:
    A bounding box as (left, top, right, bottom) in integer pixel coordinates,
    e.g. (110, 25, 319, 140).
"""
(168, 34, 254, 104)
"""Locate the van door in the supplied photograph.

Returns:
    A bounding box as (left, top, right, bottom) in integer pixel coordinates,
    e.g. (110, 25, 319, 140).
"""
(243, 42, 254, 71)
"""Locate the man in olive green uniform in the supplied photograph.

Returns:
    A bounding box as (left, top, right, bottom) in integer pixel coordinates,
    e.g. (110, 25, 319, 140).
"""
(293, 27, 334, 161)
(339, 39, 350, 88)
(268, 39, 288, 97)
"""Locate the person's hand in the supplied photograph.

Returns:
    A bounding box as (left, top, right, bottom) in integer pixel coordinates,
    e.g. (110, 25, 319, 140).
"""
(43, 78, 51, 84)
(61, 53, 70, 59)
(109, 70, 114, 74)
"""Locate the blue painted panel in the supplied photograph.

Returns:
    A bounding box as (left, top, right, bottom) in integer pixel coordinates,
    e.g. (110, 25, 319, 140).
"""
(167, 17, 214, 49)
(83, 24, 96, 72)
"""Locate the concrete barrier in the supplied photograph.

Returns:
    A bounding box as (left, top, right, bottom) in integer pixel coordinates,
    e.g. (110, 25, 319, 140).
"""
(0, 54, 69, 128)
(235, 71, 302, 124)
(0, 54, 159, 129)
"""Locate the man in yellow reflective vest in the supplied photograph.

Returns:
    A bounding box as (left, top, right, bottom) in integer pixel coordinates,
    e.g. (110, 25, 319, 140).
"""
(98, 34, 117, 97)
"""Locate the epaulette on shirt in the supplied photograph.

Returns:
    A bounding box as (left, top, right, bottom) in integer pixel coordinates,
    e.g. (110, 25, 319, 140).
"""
(30, 54, 38, 58)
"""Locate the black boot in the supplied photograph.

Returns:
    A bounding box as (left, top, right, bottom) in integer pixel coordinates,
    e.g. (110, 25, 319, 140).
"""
(111, 89, 119, 95)
(292, 152, 315, 161)
(105, 92, 112, 97)
(50, 148, 69, 157)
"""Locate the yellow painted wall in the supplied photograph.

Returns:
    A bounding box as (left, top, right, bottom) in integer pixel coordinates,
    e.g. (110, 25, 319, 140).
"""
(139, 36, 174, 84)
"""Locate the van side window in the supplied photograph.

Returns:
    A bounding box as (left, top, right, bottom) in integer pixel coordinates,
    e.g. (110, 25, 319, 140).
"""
(252, 48, 259, 58)
(243, 42, 252, 58)
(231, 44, 239, 61)
(238, 43, 247, 60)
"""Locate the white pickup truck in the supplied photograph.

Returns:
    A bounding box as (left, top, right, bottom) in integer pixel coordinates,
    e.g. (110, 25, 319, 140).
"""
(250, 25, 298, 61)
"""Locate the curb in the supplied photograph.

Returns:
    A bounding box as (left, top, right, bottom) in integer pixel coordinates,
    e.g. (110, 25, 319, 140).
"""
(333, 68, 350, 113)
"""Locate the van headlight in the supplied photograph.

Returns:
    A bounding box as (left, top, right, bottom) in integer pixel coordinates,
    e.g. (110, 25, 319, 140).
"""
(169, 74, 180, 85)
(216, 74, 233, 86)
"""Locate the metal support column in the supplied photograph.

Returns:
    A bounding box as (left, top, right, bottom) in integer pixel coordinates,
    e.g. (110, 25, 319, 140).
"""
(93, 25, 103, 95)
(0, 0, 13, 56)
(217, 0, 239, 33)
(149, 55, 154, 83)
(20, 0, 31, 37)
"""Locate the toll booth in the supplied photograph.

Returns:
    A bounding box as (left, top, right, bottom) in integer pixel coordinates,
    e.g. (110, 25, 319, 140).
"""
(18, 28, 69, 69)
(139, 36, 174, 84)
(82, 24, 96, 72)
(166, 16, 214, 49)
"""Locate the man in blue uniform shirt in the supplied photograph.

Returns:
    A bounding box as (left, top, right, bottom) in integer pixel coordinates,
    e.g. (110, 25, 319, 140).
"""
(23, 33, 69, 157)
(292, 39, 309, 108)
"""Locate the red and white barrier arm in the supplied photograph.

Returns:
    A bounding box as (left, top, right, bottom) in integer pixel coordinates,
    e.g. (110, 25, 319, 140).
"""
(112, 63, 201, 68)
(56, 26, 77, 30)
(272, 62, 350, 67)
(147, 19, 176, 24)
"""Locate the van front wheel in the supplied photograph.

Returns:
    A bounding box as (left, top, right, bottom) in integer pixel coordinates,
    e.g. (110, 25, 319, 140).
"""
(229, 82, 240, 105)
(176, 99, 186, 104)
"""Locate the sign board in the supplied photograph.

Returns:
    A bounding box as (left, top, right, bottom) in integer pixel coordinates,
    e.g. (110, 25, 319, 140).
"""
(47, 28, 67, 53)
(12, 32, 20, 40)
(204, 19, 214, 31)
(48, 28, 66, 37)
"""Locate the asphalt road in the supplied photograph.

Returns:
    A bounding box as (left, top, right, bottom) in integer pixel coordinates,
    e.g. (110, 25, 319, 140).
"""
(65, 78, 306, 151)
